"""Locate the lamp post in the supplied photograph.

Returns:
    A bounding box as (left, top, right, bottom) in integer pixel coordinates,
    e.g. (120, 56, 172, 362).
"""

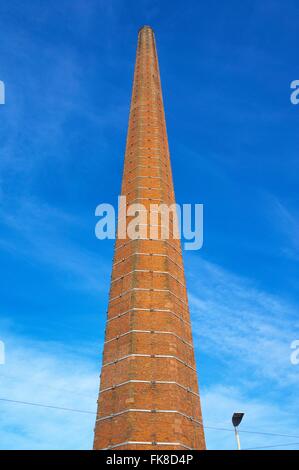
(232, 412, 244, 450)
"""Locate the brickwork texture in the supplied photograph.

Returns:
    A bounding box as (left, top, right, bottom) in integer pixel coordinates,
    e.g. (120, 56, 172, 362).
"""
(93, 26, 206, 451)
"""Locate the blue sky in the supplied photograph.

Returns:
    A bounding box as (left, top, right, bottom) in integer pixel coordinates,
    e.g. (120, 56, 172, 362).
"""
(0, 0, 298, 450)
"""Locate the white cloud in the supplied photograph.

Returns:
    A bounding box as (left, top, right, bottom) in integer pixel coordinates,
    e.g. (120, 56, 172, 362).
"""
(1, 253, 298, 449)
(1, 287, 299, 450)
(269, 196, 299, 259)
(185, 255, 299, 449)
(0, 329, 98, 450)
(187, 256, 299, 388)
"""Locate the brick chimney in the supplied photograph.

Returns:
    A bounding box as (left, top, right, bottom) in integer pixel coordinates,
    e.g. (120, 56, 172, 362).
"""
(93, 26, 206, 451)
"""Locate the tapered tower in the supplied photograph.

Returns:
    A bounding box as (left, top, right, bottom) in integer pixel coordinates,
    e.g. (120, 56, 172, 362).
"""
(93, 26, 206, 450)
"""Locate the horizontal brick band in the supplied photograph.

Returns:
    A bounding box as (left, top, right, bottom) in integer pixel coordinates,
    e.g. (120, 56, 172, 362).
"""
(102, 353, 196, 371)
(104, 329, 193, 348)
(96, 408, 202, 426)
(106, 307, 191, 326)
(113, 252, 184, 271)
(126, 197, 164, 203)
(109, 287, 188, 306)
(114, 238, 182, 255)
(100, 441, 192, 450)
(126, 164, 161, 172)
(127, 159, 167, 167)
(126, 175, 170, 182)
(123, 224, 176, 233)
(99, 379, 199, 397)
(111, 269, 185, 287)
(126, 187, 164, 195)
(123, 176, 171, 188)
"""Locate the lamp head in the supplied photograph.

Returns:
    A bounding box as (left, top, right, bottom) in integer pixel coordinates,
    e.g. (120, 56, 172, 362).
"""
(232, 412, 244, 428)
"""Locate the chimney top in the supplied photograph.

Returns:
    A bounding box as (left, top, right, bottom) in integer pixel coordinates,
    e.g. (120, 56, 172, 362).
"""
(138, 25, 154, 33)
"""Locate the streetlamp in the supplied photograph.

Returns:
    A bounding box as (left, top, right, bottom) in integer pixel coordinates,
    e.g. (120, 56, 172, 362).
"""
(232, 412, 244, 450)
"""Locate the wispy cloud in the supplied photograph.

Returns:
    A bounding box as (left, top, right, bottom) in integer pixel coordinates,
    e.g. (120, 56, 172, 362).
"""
(1, 325, 298, 450)
(269, 196, 299, 259)
(185, 255, 299, 448)
(202, 385, 299, 450)
(187, 256, 299, 388)
(0, 328, 98, 450)
(189, 258, 299, 387)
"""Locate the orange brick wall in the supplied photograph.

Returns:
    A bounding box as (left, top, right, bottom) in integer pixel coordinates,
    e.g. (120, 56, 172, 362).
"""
(93, 25, 206, 451)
